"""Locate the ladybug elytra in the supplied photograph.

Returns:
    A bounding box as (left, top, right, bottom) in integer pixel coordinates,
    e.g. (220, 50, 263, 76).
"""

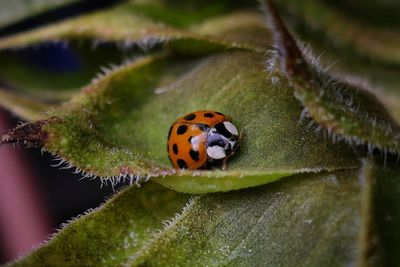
(167, 110, 240, 170)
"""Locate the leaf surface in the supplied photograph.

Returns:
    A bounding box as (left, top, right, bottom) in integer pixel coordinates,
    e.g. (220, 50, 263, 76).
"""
(1, 52, 358, 193)
(11, 169, 362, 266)
(132, 170, 361, 266)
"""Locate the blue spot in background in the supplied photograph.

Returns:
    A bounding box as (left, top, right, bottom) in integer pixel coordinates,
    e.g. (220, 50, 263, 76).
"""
(18, 43, 81, 73)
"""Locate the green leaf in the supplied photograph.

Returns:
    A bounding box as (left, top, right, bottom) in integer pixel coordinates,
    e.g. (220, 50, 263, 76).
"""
(0, 0, 80, 29)
(269, 0, 400, 99)
(0, 2, 270, 54)
(0, 52, 359, 193)
(10, 182, 190, 266)
(11, 169, 362, 266)
(274, 0, 400, 65)
(132, 169, 361, 266)
(264, 0, 400, 153)
(316, 49, 400, 94)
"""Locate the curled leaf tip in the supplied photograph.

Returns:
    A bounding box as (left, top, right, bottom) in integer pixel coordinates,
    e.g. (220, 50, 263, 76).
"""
(262, 0, 309, 79)
(0, 119, 54, 147)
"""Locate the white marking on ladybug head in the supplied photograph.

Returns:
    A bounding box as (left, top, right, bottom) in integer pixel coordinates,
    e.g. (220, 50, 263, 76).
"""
(206, 146, 226, 160)
(223, 121, 238, 136)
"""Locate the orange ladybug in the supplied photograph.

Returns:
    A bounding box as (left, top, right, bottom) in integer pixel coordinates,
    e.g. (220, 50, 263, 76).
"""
(167, 110, 240, 170)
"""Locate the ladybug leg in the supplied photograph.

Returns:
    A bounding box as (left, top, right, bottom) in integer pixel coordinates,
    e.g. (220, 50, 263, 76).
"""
(233, 129, 245, 153)
(221, 149, 236, 170)
(222, 157, 229, 170)
(238, 129, 245, 143)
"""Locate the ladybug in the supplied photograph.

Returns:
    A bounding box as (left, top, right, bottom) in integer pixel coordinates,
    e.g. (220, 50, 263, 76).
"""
(167, 110, 240, 170)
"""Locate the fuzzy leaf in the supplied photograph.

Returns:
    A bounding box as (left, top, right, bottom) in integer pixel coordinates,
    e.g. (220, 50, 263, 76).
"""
(268, 0, 400, 96)
(11, 169, 362, 266)
(131, 169, 362, 266)
(0, 52, 359, 193)
(0, 2, 271, 112)
(274, 0, 400, 65)
(10, 182, 190, 266)
(0, 2, 270, 54)
(264, 0, 400, 153)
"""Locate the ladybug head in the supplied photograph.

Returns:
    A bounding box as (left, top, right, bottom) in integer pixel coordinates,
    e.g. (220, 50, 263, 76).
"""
(206, 121, 239, 161)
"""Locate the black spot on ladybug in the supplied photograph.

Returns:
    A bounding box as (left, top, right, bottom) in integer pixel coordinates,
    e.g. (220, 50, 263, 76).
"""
(177, 125, 188, 135)
(215, 122, 232, 138)
(189, 149, 200, 161)
(204, 113, 214, 118)
(173, 144, 179, 155)
(177, 159, 187, 169)
(184, 113, 196, 120)
(215, 112, 223, 115)
(188, 136, 193, 143)
(168, 125, 173, 139)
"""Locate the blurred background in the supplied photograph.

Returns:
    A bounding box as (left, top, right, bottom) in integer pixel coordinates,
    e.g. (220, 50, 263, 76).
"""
(0, 0, 127, 263)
